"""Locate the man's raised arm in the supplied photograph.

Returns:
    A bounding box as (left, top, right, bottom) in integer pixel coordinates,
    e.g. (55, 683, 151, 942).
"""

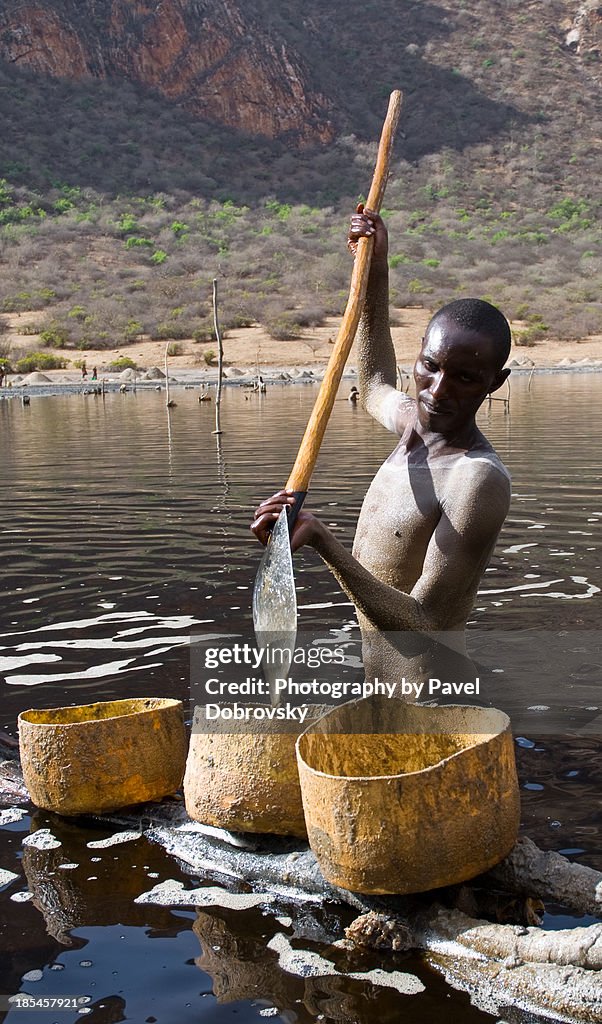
(349, 207, 414, 436)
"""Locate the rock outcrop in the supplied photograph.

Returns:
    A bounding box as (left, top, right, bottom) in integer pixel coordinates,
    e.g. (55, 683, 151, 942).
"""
(563, 0, 602, 82)
(0, 0, 333, 144)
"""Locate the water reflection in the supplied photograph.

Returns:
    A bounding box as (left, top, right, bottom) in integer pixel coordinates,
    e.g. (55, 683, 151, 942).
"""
(20, 812, 188, 944)
(193, 906, 488, 1024)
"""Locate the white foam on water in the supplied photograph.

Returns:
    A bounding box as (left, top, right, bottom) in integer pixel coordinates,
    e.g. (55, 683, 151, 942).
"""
(135, 879, 272, 910)
(479, 579, 564, 595)
(1, 611, 205, 641)
(267, 932, 424, 994)
(0, 807, 28, 825)
(478, 575, 599, 600)
(0, 867, 20, 887)
(537, 576, 600, 600)
(6, 658, 137, 686)
(87, 831, 141, 849)
(22, 829, 61, 850)
(0, 654, 62, 672)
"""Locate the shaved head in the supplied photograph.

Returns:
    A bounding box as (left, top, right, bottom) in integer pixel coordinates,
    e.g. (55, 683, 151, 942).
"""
(427, 299, 511, 369)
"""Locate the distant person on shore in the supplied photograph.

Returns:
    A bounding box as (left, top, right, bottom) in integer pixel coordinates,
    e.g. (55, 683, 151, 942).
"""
(81, 362, 88, 380)
(252, 207, 512, 692)
(91, 366, 98, 381)
(348, 385, 359, 404)
(0, 368, 4, 388)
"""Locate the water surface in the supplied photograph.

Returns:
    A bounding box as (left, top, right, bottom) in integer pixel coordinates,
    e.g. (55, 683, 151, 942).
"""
(0, 376, 600, 1022)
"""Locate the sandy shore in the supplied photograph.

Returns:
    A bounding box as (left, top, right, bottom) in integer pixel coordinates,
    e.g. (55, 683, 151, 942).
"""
(2, 310, 602, 392)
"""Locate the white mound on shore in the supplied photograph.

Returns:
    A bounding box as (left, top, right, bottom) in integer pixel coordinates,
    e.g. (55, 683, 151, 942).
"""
(143, 366, 165, 380)
(18, 371, 52, 385)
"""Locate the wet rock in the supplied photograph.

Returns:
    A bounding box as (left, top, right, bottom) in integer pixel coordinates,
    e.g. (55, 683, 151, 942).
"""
(346, 911, 414, 952)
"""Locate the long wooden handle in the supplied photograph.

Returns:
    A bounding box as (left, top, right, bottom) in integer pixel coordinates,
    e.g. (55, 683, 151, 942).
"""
(286, 89, 402, 494)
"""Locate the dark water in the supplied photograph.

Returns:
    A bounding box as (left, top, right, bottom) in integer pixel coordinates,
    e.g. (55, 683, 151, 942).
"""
(0, 378, 600, 1023)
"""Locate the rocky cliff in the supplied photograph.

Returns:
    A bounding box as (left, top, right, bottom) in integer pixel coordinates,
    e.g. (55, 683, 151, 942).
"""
(0, 0, 333, 144)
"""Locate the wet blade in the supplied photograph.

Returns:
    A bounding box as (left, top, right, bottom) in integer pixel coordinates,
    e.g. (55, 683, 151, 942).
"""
(252, 508, 296, 703)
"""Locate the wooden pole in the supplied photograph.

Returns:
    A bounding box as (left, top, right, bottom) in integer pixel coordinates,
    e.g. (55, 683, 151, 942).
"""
(164, 342, 171, 407)
(285, 90, 402, 494)
(213, 277, 224, 435)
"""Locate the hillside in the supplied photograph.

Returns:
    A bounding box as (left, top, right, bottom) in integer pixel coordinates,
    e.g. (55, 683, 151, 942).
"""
(0, 0, 600, 368)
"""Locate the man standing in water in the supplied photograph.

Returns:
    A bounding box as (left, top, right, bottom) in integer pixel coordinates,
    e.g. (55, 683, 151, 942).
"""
(251, 209, 512, 691)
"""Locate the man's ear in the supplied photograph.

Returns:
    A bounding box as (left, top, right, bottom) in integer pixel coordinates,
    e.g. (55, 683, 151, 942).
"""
(489, 367, 511, 394)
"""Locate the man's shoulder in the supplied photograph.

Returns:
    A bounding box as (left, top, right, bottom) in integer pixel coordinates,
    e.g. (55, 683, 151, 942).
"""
(464, 444, 511, 484)
(447, 445, 511, 509)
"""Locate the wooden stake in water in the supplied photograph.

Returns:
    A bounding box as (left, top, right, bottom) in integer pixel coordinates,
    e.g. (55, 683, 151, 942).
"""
(164, 342, 172, 407)
(164, 343, 177, 407)
(213, 278, 224, 435)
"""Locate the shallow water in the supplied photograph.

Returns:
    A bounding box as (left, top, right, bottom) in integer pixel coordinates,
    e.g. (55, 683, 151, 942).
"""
(0, 377, 601, 1022)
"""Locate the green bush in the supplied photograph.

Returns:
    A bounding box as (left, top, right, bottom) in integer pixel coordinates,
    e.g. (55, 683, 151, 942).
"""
(125, 236, 153, 250)
(0, 356, 13, 373)
(193, 320, 217, 343)
(15, 352, 68, 372)
(152, 321, 194, 341)
(203, 348, 217, 365)
(166, 341, 183, 356)
(39, 325, 71, 348)
(513, 322, 547, 346)
(115, 213, 138, 234)
(1, 292, 32, 313)
(124, 319, 143, 340)
(107, 356, 137, 371)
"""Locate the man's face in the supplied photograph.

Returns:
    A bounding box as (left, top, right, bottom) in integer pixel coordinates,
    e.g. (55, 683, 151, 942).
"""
(413, 318, 508, 435)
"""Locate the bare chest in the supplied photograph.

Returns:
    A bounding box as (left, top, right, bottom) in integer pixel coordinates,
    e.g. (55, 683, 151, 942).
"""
(353, 448, 459, 589)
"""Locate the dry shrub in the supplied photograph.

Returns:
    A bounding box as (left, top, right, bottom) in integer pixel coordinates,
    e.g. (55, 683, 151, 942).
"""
(263, 312, 302, 340)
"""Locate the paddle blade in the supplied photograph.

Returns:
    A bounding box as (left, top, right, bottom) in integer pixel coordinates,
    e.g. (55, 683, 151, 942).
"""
(252, 508, 297, 698)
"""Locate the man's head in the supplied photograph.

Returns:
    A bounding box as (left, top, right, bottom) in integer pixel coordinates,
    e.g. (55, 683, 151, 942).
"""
(413, 298, 511, 437)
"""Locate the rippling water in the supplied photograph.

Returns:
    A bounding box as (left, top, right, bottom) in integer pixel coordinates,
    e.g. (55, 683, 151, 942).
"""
(2, 378, 600, 707)
(0, 377, 601, 1022)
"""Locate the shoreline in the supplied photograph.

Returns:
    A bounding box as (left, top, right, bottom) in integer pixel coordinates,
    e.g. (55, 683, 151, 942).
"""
(2, 310, 601, 397)
(2, 361, 602, 401)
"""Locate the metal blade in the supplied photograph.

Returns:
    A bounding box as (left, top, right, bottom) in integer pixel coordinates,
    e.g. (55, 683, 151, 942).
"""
(252, 508, 297, 703)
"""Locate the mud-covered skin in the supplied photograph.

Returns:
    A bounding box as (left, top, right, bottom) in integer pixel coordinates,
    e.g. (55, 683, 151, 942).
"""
(252, 210, 511, 688)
